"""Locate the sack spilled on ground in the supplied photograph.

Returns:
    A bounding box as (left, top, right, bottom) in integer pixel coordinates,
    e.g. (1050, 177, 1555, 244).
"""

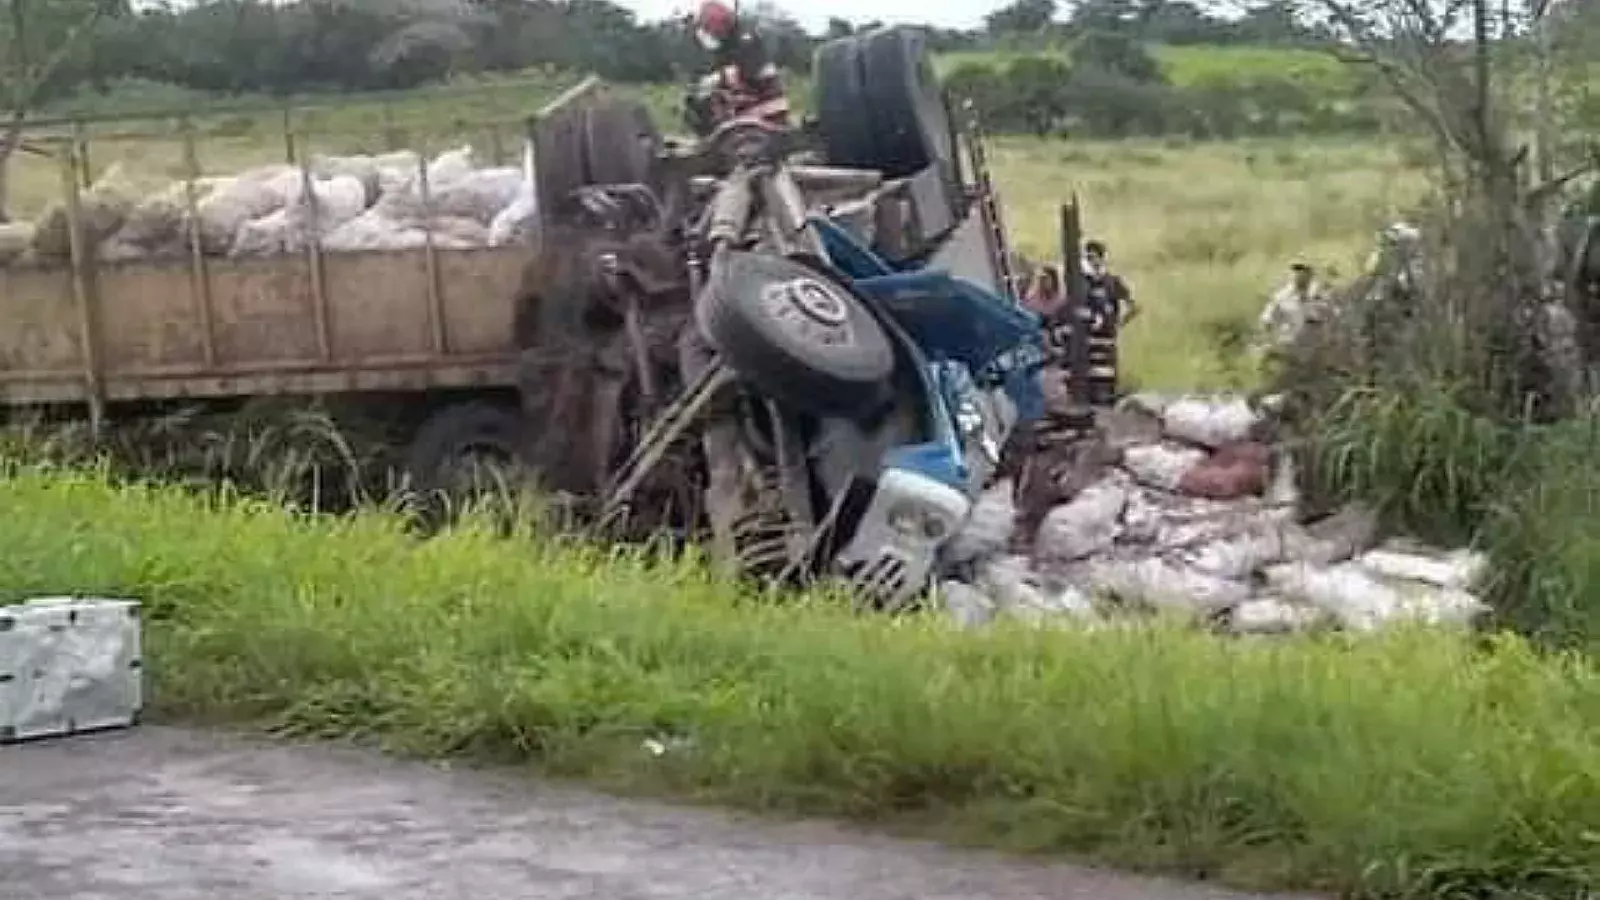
(940, 392, 1490, 636)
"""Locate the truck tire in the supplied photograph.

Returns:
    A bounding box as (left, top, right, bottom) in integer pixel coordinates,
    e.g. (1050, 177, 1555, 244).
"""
(583, 99, 663, 190)
(405, 401, 527, 497)
(812, 36, 877, 172)
(859, 26, 957, 185)
(698, 250, 894, 419)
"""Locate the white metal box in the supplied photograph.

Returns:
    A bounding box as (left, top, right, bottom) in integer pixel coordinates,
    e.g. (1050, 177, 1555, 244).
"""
(0, 596, 143, 743)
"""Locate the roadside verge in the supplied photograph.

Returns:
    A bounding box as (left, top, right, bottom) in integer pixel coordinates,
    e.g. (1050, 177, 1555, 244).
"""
(1, 463, 1595, 898)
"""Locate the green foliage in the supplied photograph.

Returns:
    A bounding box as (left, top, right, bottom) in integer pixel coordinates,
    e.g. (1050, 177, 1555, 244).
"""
(79, 0, 749, 97)
(1071, 28, 1165, 84)
(942, 42, 1383, 139)
(1, 462, 1597, 898)
(983, 0, 1056, 36)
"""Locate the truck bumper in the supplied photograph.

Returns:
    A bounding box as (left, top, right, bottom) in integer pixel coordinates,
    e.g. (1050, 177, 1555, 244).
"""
(832, 467, 972, 609)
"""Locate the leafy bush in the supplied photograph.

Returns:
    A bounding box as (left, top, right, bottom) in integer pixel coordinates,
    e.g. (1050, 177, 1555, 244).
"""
(943, 51, 1383, 139)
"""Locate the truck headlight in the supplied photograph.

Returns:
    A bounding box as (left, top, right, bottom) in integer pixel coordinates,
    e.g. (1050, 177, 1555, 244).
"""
(886, 502, 951, 541)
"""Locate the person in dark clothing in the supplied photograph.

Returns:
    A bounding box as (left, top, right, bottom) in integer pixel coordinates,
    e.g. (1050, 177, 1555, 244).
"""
(683, 0, 790, 136)
(1081, 239, 1133, 405)
(1082, 240, 1136, 331)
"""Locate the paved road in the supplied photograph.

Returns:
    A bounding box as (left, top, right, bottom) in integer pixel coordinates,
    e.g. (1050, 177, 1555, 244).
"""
(1, 727, 1310, 900)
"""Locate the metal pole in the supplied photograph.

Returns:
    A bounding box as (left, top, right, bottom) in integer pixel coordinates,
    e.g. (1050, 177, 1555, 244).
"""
(61, 149, 105, 438)
(1060, 198, 1091, 414)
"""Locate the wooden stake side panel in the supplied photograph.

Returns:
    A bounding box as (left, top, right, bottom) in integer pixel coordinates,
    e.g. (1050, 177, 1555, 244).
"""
(0, 246, 530, 405)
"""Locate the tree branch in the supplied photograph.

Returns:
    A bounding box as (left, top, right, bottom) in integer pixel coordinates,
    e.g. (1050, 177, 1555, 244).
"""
(13, 0, 113, 110)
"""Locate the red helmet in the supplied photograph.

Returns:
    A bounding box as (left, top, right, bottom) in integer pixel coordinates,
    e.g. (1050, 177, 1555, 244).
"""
(696, 0, 736, 40)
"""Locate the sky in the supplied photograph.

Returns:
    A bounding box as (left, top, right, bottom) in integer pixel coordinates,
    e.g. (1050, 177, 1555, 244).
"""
(617, 0, 998, 32)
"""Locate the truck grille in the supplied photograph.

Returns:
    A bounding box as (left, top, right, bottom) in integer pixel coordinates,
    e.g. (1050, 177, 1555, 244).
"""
(839, 553, 913, 611)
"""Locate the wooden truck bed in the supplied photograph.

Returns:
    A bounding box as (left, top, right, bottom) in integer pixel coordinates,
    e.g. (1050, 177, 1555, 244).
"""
(0, 241, 528, 410)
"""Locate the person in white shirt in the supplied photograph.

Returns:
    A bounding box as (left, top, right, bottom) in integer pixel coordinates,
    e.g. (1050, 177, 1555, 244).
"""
(1258, 261, 1327, 350)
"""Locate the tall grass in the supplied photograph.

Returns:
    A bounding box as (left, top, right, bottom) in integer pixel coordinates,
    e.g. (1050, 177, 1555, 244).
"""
(0, 461, 1596, 898)
(993, 137, 1425, 388)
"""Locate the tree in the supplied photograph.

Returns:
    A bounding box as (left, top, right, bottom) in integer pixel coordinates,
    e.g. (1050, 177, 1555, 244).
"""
(0, 0, 121, 220)
(1071, 28, 1165, 83)
(1232, 0, 1314, 44)
(1068, 0, 1139, 32)
(1293, 0, 1585, 416)
(984, 0, 1056, 35)
(1003, 55, 1072, 134)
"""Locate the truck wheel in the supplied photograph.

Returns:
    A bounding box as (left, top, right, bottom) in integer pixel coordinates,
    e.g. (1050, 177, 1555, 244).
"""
(583, 98, 663, 190)
(698, 250, 893, 419)
(812, 35, 877, 172)
(405, 401, 527, 497)
(860, 26, 958, 187)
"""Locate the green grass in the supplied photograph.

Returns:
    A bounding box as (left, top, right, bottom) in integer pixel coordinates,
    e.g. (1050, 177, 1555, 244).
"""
(990, 136, 1425, 388)
(1, 461, 1596, 898)
(1304, 384, 1600, 654)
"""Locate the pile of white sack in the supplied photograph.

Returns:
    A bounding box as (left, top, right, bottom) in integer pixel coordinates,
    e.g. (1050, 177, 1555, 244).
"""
(0, 144, 541, 268)
(939, 393, 1491, 635)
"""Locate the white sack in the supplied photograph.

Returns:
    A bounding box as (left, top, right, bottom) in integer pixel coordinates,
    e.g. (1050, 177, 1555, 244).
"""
(977, 555, 1096, 623)
(196, 166, 300, 254)
(1035, 477, 1127, 565)
(1121, 443, 1206, 491)
(1357, 545, 1488, 591)
(488, 182, 539, 246)
(283, 174, 368, 232)
(1229, 597, 1324, 635)
(1121, 392, 1175, 418)
(32, 162, 142, 258)
(116, 177, 224, 250)
(1161, 395, 1260, 448)
(1283, 505, 1379, 566)
(426, 144, 475, 188)
(1265, 450, 1300, 508)
(379, 167, 522, 225)
(309, 153, 383, 205)
(1183, 525, 1290, 580)
(1086, 557, 1251, 617)
(1264, 562, 1487, 632)
(322, 210, 428, 252)
(942, 479, 1015, 566)
(0, 221, 36, 265)
(230, 209, 295, 257)
(374, 150, 422, 196)
(939, 579, 996, 629)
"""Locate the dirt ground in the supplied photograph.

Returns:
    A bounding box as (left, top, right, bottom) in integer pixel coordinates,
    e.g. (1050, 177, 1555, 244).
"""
(0, 726, 1317, 900)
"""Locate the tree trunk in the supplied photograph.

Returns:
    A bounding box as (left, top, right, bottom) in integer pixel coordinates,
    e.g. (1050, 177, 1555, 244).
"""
(0, 116, 27, 224)
(0, 149, 12, 224)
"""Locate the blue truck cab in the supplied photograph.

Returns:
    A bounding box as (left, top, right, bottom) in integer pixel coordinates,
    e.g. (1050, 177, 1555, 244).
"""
(808, 185, 1048, 607)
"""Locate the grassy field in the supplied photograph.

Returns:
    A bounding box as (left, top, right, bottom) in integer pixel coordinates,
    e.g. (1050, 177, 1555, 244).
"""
(991, 137, 1422, 387)
(8, 74, 1424, 390)
(1, 462, 1595, 898)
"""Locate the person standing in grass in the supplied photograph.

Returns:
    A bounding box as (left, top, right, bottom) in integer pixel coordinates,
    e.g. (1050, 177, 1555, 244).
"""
(1083, 240, 1137, 331)
(1258, 260, 1328, 350)
(1082, 239, 1133, 404)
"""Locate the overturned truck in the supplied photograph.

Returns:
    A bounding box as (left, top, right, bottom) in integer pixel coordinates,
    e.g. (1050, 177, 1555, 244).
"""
(519, 28, 1078, 606)
(0, 27, 1074, 608)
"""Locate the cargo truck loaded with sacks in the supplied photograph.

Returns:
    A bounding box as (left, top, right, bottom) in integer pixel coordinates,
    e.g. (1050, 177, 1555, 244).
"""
(0, 27, 1070, 608)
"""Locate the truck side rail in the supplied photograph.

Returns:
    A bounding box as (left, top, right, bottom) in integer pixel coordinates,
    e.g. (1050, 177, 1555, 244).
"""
(0, 83, 600, 427)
